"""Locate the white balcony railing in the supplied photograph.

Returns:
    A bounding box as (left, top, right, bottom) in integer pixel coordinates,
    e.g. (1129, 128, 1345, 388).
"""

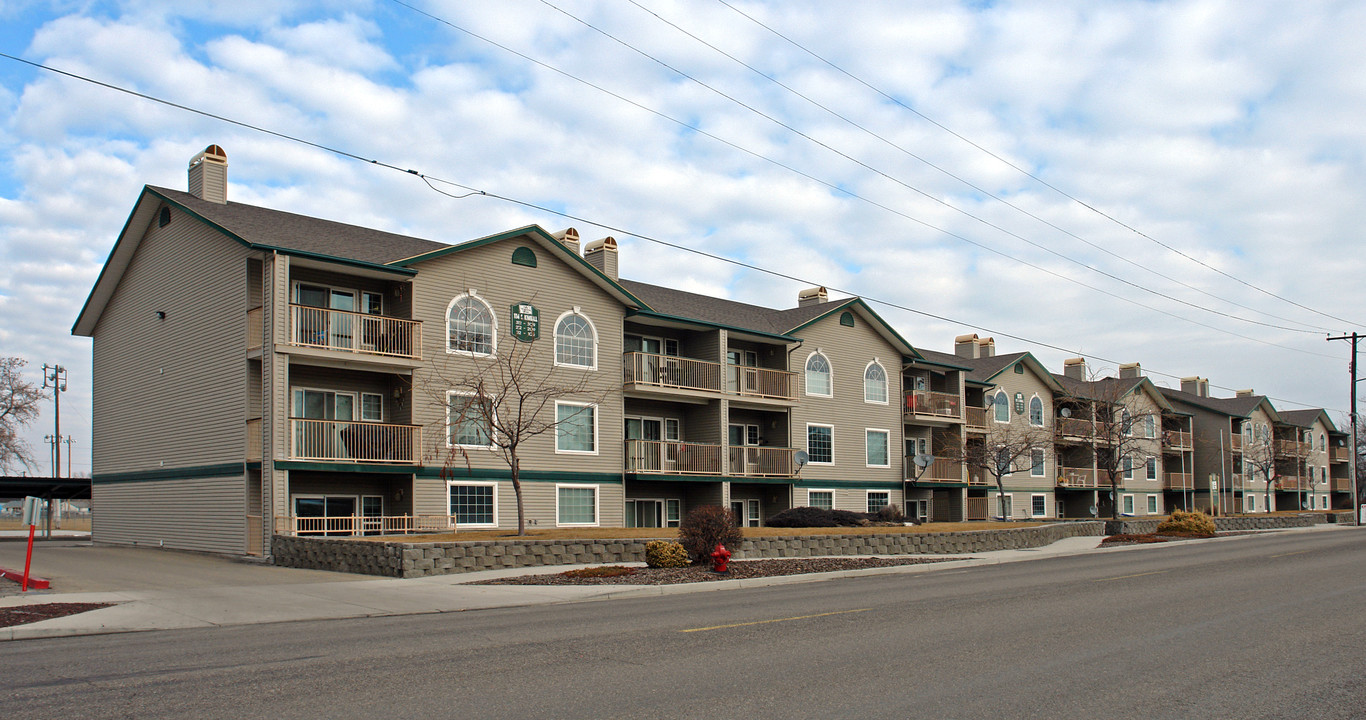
(728, 446, 796, 477)
(289, 304, 422, 360)
(1057, 466, 1098, 488)
(275, 514, 455, 536)
(289, 418, 420, 464)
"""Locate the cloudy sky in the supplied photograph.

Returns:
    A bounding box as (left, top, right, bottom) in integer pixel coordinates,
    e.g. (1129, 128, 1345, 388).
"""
(2, 0, 1364, 476)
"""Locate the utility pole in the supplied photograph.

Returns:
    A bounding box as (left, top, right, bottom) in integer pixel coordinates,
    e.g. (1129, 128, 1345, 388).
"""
(41, 365, 67, 480)
(64, 436, 74, 478)
(1326, 333, 1360, 526)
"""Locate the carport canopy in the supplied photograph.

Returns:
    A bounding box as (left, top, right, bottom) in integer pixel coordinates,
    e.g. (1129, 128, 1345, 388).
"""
(0, 476, 92, 501)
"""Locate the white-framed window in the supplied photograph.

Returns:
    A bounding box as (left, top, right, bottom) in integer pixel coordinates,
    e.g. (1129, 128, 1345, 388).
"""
(1244, 494, 1256, 512)
(746, 499, 761, 527)
(864, 360, 888, 404)
(805, 351, 832, 397)
(1123, 455, 1134, 480)
(1319, 434, 1326, 451)
(998, 493, 1013, 519)
(556, 484, 598, 526)
(1320, 494, 1328, 509)
(1147, 495, 1158, 514)
(447, 292, 496, 356)
(1145, 415, 1156, 439)
(360, 392, 384, 422)
(807, 424, 834, 464)
(667, 499, 681, 527)
(553, 309, 597, 369)
(448, 482, 498, 528)
(808, 489, 834, 510)
(1122, 494, 1135, 515)
(1308, 495, 1316, 510)
(1146, 457, 1157, 481)
(1121, 409, 1133, 435)
(993, 391, 1009, 423)
(1031, 494, 1047, 518)
(867, 491, 890, 513)
(1029, 395, 1044, 426)
(446, 391, 493, 449)
(866, 429, 890, 467)
(555, 401, 598, 454)
(1030, 449, 1045, 477)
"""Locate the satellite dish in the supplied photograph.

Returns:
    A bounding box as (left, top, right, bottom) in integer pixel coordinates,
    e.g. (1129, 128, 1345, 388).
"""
(1089, 505, 1098, 517)
(913, 454, 935, 469)
(1060, 407, 1072, 418)
(793, 450, 809, 471)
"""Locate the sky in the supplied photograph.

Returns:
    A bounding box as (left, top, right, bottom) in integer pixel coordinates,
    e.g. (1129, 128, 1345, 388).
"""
(2, 0, 1364, 477)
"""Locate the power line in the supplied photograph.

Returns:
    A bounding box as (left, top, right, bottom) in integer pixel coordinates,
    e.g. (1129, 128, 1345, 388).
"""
(532, 0, 1324, 337)
(624, 0, 1332, 335)
(0, 51, 1341, 409)
(712, 0, 1364, 330)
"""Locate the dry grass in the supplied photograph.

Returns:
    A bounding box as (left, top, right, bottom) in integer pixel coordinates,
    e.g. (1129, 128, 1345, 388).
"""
(366, 521, 1036, 543)
(0, 517, 91, 532)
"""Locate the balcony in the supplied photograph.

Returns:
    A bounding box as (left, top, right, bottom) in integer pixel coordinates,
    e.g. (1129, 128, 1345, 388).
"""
(246, 306, 263, 352)
(275, 514, 455, 537)
(1275, 475, 1309, 491)
(912, 458, 964, 483)
(1275, 439, 1308, 458)
(246, 418, 262, 462)
(965, 406, 988, 431)
(1056, 466, 1098, 488)
(1334, 477, 1353, 492)
(289, 419, 420, 464)
(1230, 434, 1243, 452)
(622, 352, 796, 401)
(728, 446, 797, 477)
(1054, 417, 1095, 440)
(625, 439, 722, 475)
(1163, 472, 1194, 490)
(1162, 430, 1192, 450)
(904, 390, 962, 421)
(1331, 447, 1350, 462)
(288, 304, 422, 360)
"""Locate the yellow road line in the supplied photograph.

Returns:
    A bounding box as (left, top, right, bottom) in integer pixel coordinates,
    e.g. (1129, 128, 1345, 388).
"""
(1269, 550, 1309, 558)
(1095, 570, 1168, 582)
(681, 608, 871, 633)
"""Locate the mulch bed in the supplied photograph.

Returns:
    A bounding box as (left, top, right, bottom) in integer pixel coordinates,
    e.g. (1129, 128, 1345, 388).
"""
(473, 556, 958, 585)
(0, 602, 113, 629)
(1100, 530, 1263, 546)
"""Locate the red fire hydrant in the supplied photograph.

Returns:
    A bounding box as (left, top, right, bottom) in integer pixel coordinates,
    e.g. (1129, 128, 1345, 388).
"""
(710, 543, 731, 573)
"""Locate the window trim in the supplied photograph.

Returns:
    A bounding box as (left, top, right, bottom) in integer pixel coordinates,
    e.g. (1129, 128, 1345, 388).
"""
(863, 360, 889, 405)
(865, 428, 891, 468)
(1122, 494, 1135, 515)
(804, 350, 833, 398)
(555, 483, 600, 527)
(447, 481, 499, 529)
(552, 308, 598, 370)
(554, 400, 599, 455)
(446, 390, 495, 450)
(360, 392, 384, 422)
(807, 488, 835, 510)
(999, 492, 1013, 520)
(1028, 394, 1045, 427)
(806, 423, 834, 465)
(446, 291, 497, 357)
(1146, 456, 1157, 481)
(993, 391, 1010, 423)
(1030, 494, 1047, 518)
(1146, 494, 1158, 514)
(866, 490, 891, 514)
(1030, 449, 1045, 477)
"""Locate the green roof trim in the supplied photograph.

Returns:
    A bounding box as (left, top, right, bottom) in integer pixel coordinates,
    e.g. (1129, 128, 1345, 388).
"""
(625, 309, 799, 343)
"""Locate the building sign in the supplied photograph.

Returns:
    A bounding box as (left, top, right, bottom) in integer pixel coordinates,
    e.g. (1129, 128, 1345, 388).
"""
(510, 302, 539, 342)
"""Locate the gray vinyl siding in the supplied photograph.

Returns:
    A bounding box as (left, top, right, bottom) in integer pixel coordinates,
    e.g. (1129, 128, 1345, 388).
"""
(787, 310, 904, 486)
(93, 476, 246, 554)
(91, 202, 252, 474)
(800, 486, 903, 513)
(416, 476, 624, 528)
(287, 366, 408, 424)
(984, 366, 1055, 488)
(407, 237, 626, 477)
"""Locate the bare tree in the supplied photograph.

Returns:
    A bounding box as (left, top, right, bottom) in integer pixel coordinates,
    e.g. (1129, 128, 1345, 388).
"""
(960, 422, 1053, 521)
(0, 357, 46, 473)
(1060, 377, 1163, 520)
(1240, 428, 1277, 512)
(422, 335, 611, 536)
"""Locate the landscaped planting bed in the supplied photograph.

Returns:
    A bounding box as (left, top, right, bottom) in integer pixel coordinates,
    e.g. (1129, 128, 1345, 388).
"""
(474, 556, 958, 585)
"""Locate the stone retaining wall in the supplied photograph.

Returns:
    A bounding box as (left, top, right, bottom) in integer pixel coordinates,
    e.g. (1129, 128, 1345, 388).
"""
(272, 521, 1105, 578)
(1104, 514, 1320, 536)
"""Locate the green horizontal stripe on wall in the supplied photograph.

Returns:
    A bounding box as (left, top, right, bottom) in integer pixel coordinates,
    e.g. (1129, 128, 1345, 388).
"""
(416, 468, 623, 485)
(274, 460, 423, 475)
(93, 462, 246, 485)
(793, 479, 905, 490)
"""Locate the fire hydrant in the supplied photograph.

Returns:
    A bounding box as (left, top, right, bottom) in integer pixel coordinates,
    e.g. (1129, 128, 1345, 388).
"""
(710, 543, 731, 573)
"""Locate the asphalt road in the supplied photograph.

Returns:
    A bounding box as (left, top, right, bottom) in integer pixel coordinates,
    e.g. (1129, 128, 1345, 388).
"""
(4, 530, 1365, 719)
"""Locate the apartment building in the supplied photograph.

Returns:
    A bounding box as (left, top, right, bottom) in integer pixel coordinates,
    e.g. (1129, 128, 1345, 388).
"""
(1274, 409, 1341, 511)
(1159, 379, 1284, 514)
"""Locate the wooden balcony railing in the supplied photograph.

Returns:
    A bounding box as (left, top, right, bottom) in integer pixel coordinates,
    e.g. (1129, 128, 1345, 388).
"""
(246, 306, 263, 351)
(915, 458, 963, 483)
(1275, 439, 1308, 457)
(965, 406, 988, 430)
(966, 497, 990, 521)
(1163, 472, 1194, 490)
(1057, 466, 1098, 488)
(1162, 430, 1192, 450)
(289, 418, 420, 464)
(622, 353, 797, 400)
(728, 446, 797, 477)
(1230, 434, 1243, 452)
(246, 418, 262, 462)
(1331, 447, 1350, 462)
(288, 304, 422, 359)
(1055, 417, 1095, 439)
(904, 390, 962, 420)
(1275, 476, 1309, 491)
(625, 439, 722, 475)
(1334, 477, 1353, 492)
(275, 514, 456, 536)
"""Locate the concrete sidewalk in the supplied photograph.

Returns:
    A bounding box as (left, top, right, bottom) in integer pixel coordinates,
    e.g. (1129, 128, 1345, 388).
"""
(0, 526, 1344, 641)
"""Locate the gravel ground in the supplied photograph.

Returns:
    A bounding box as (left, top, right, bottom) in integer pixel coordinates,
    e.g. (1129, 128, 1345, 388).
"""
(0, 602, 113, 628)
(473, 556, 958, 585)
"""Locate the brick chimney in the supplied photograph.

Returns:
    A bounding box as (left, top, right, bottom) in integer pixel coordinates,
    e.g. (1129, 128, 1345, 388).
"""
(188, 144, 228, 204)
(954, 333, 980, 359)
(797, 287, 828, 307)
(583, 237, 618, 280)
(1118, 362, 1142, 379)
(552, 227, 580, 255)
(1063, 357, 1087, 380)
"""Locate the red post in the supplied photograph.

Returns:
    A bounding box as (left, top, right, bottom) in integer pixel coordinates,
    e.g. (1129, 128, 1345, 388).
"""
(22, 524, 35, 592)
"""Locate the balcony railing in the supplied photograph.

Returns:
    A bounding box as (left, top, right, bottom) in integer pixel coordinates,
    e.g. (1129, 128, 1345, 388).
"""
(914, 458, 963, 483)
(1331, 447, 1350, 462)
(246, 306, 263, 351)
(1163, 472, 1194, 490)
(966, 497, 990, 521)
(729, 446, 797, 477)
(1162, 430, 1192, 450)
(1334, 477, 1353, 492)
(1275, 439, 1308, 457)
(275, 514, 456, 537)
(1054, 417, 1095, 439)
(288, 304, 422, 360)
(246, 418, 262, 462)
(1230, 434, 1243, 451)
(1057, 466, 1098, 488)
(965, 406, 988, 430)
(622, 352, 796, 400)
(904, 390, 962, 420)
(1274, 476, 1308, 491)
(289, 418, 420, 464)
(625, 439, 722, 475)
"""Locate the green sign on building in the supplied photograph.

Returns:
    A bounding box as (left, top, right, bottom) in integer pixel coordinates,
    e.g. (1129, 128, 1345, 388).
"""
(510, 302, 539, 342)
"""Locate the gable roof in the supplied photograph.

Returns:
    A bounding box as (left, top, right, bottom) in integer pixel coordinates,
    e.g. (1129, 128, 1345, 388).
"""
(1276, 408, 1337, 432)
(925, 349, 1066, 392)
(1157, 386, 1280, 422)
(1054, 373, 1176, 412)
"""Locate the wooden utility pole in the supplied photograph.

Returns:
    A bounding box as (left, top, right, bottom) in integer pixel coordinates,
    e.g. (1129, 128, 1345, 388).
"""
(1326, 333, 1360, 526)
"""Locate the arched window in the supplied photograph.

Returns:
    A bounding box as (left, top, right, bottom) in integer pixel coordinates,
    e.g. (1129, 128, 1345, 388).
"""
(805, 351, 832, 397)
(1319, 434, 1325, 451)
(447, 293, 495, 356)
(993, 391, 1009, 422)
(554, 311, 596, 369)
(511, 246, 537, 268)
(839, 311, 855, 327)
(863, 361, 888, 404)
(1029, 396, 1044, 426)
